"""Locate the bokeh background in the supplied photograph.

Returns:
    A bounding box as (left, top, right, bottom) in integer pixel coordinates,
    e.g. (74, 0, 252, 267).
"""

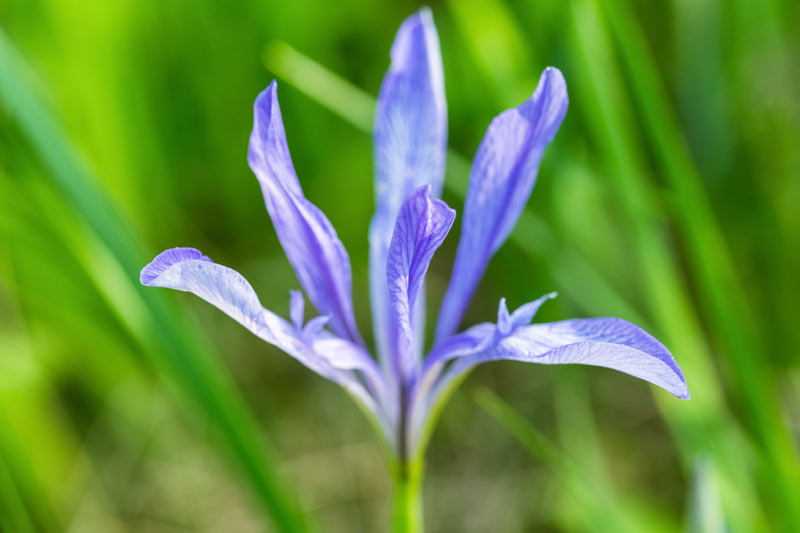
(1, 0, 798, 531)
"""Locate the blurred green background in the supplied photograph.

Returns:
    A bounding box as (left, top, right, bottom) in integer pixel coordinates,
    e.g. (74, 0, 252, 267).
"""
(0, 0, 798, 531)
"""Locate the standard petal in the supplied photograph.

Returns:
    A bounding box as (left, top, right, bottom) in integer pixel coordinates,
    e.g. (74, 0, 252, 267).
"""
(369, 7, 447, 365)
(442, 317, 689, 400)
(435, 68, 568, 342)
(387, 185, 455, 379)
(140, 248, 375, 389)
(249, 81, 364, 346)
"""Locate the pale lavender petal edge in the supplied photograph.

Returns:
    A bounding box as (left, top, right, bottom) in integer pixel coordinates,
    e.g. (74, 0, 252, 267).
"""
(140, 248, 384, 402)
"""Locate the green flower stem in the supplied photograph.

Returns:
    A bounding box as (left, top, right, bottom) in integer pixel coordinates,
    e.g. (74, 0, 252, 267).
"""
(391, 459, 424, 533)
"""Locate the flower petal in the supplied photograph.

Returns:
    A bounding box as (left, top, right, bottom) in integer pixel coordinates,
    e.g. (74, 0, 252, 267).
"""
(369, 7, 447, 364)
(423, 293, 556, 372)
(435, 68, 568, 342)
(290, 290, 304, 330)
(140, 248, 377, 389)
(249, 81, 364, 346)
(387, 185, 455, 380)
(439, 317, 689, 400)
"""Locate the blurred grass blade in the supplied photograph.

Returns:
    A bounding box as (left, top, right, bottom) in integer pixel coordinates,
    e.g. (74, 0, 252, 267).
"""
(567, 0, 798, 527)
(687, 457, 726, 533)
(0, 410, 59, 533)
(599, 2, 800, 519)
(474, 386, 640, 533)
(264, 40, 375, 133)
(263, 39, 471, 196)
(0, 453, 36, 533)
(553, 371, 676, 532)
(565, 0, 770, 529)
(446, 0, 537, 107)
(0, 28, 308, 532)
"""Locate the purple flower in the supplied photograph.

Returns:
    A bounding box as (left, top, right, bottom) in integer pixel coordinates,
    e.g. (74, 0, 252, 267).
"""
(141, 8, 688, 463)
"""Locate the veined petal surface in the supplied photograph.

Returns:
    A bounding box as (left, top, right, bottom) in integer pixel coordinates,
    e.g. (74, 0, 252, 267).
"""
(435, 316, 690, 401)
(140, 248, 380, 398)
(370, 7, 447, 364)
(387, 185, 455, 379)
(435, 68, 567, 342)
(249, 81, 364, 346)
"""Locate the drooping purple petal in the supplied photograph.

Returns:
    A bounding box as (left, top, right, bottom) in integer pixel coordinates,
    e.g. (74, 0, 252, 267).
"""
(369, 7, 447, 365)
(249, 81, 364, 346)
(140, 248, 384, 401)
(435, 68, 568, 342)
(435, 317, 690, 401)
(387, 185, 455, 380)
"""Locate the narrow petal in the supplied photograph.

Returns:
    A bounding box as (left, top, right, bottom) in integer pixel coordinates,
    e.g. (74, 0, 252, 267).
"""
(140, 248, 377, 389)
(440, 317, 689, 400)
(290, 290, 304, 330)
(424, 293, 556, 371)
(387, 185, 455, 380)
(435, 68, 568, 342)
(509, 292, 558, 328)
(370, 7, 447, 365)
(249, 81, 364, 346)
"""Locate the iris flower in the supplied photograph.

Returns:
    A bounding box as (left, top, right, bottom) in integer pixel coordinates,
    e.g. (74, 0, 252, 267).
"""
(141, 7, 688, 530)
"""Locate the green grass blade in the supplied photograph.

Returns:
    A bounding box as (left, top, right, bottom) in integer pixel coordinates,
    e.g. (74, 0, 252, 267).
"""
(564, 0, 768, 529)
(446, 0, 538, 107)
(0, 404, 61, 533)
(474, 386, 642, 533)
(598, 2, 800, 523)
(687, 457, 727, 533)
(566, 0, 797, 527)
(553, 371, 677, 532)
(0, 452, 37, 533)
(0, 27, 308, 532)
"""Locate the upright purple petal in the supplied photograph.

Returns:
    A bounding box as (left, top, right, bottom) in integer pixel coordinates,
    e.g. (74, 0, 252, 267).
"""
(249, 81, 364, 346)
(435, 68, 568, 342)
(370, 7, 447, 365)
(387, 185, 455, 380)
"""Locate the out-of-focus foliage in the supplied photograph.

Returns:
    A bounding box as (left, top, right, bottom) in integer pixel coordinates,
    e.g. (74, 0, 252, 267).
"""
(0, 0, 797, 531)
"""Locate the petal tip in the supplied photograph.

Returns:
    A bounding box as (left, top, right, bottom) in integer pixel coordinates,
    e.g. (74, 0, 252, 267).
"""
(541, 67, 566, 93)
(254, 80, 279, 119)
(525, 67, 568, 118)
(416, 6, 434, 25)
(542, 66, 565, 83)
(140, 247, 210, 286)
(390, 6, 441, 73)
(676, 384, 691, 400)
